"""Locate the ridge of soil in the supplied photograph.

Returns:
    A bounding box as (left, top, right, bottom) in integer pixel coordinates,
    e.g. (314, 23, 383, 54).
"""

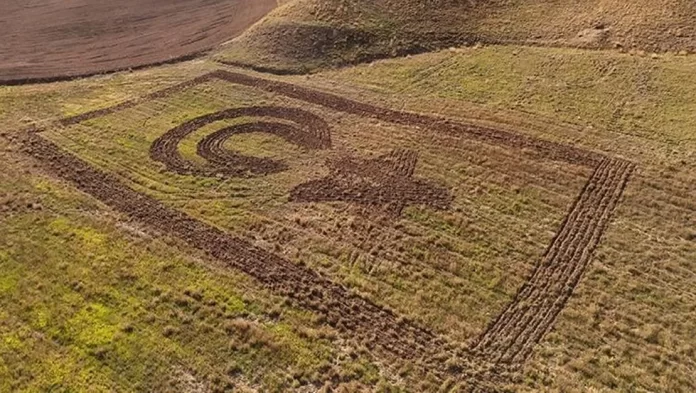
(470, 158, 635, 364)
(290, 149, 452, 217)
(21, 131, 444, 364)
(208, 71, 604, 167)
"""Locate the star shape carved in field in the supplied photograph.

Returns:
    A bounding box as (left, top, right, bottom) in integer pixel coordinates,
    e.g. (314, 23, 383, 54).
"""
(289, 149, 452, 216)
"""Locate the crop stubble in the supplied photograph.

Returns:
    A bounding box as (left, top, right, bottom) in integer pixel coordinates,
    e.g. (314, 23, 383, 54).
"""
(17, 70, 634, 388)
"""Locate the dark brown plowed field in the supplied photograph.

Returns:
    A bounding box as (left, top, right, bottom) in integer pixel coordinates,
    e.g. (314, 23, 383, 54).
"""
(0, 0, 276, 84)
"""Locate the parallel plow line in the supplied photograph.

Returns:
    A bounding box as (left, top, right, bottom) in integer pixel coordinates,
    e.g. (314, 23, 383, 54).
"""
(149, 105, 331, 177)
(20, 133, 444, 363)
(470, 158, 635, 364)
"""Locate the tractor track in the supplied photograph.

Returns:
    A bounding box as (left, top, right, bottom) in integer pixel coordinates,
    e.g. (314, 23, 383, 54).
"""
(208, 71, 604, 168)
(20, 132, 446, 364)
(470, 158, 634, 364)
(44, 70, 603, 169)
(289, 148, 452, 217)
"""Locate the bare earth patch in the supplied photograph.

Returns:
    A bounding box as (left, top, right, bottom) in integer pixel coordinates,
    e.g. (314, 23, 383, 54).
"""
(0, 0, 276, 84)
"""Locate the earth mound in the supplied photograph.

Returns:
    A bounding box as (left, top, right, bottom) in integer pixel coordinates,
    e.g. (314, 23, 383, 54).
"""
(218, 0, 696, 73)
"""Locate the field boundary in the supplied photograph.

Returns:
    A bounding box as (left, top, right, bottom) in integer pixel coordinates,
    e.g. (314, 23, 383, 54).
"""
(18, 70, 635, 388)
(0, 0, 277, 86)
(0, 52, 208, 87)
(470, 158, 634, 364)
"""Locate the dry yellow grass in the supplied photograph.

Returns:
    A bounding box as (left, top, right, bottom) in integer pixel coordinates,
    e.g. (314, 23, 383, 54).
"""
(0, 62, 399, 392)
(297, 45, 696, 392)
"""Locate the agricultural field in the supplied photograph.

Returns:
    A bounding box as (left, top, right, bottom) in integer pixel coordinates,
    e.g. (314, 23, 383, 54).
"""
(1, 1, 695, 392)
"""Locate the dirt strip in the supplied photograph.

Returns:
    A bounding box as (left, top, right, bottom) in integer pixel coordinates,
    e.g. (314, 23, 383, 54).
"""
(196, 122, 294, 177)
(470, 158, 635, 364)
(208, 71, 604, 168)
(290, 149, 452, 217)
(22, 70, 636, 390)
(41, 70, 603, 168)
(56, 74, 220, 127)
(39, 70, 603, 168)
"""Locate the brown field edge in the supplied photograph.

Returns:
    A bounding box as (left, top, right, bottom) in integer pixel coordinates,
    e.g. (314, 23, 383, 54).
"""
(17, 70, 635, 389)
(0, 0, 277, 86)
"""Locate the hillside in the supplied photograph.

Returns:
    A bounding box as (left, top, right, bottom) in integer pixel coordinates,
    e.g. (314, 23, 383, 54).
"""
(217, 0, 696, 73)
(1, 0, 695, 392)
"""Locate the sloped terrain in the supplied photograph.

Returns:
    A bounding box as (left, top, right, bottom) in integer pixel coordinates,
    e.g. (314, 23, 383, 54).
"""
(218, 0, 696, 73)
(1, 1, 695, 392)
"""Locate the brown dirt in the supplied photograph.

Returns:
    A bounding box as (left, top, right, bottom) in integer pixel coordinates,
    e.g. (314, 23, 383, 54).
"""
(290, 149, 452, 216)
(18, 70, 635, 389)
(51, 69, 603, 168)
(210, 71, 605, 168)
(0, 0, 277, 85)
(150, 106, 332, 178)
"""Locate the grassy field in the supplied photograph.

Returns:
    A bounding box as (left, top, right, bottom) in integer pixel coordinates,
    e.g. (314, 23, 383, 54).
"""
(303, 45, 696, 392)
(2, 6, 696, 393)
(0, 65, 402, 393)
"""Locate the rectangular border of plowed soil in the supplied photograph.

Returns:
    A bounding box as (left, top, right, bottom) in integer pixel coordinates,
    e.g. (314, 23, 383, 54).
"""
(18, 70, 635, 389)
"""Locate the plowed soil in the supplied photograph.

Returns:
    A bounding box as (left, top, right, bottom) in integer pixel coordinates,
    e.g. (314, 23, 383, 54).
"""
(151, 106, 332, 177)
(470, 158, 635, 365)
(20, 70, 635, 389)
(290, 149, 452, 216)
(20, 132, 445, 365)
(208, 71, 604, 168)
(0, 0, 276, 84)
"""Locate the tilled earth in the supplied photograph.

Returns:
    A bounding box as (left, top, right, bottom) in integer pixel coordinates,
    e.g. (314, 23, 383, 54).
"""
(12, 70, 636, 390)
(150, 106, 332, 177)
(0, 0, 276, 84)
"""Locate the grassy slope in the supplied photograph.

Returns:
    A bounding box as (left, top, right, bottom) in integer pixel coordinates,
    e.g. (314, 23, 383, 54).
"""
(216, 0, 696, 73)
(40, 63, 594, 353)
(298, 45, 696, 392)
